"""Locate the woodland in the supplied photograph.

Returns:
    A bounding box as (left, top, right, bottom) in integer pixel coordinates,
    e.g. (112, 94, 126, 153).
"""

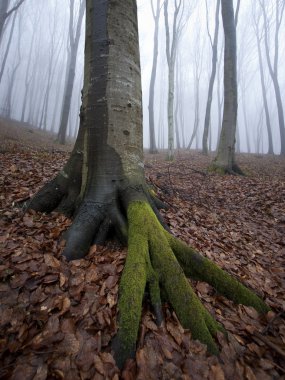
(0, 0, 285, 379)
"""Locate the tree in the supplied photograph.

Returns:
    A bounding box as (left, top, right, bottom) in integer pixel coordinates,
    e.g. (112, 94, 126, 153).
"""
(164, 0, 185, 160)
(202, 0, 220, 155)
(57, 0, 85, 145)
(148, 0, 161, 154)
(0, 0, 25, 43)
(210, 0, 241, 174)
(258, 0, 285, 155)
(252, 2, 274, 155)
(27, 0, 269, 368)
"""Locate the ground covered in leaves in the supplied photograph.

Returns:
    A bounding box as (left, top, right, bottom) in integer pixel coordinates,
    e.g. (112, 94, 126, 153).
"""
(0, 120, 285, 379)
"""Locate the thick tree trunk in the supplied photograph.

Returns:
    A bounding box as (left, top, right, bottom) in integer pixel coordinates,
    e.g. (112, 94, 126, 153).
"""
(28, 0, 269, 369)
(202, 0, 220, 155)
(211, 0, 241, 174)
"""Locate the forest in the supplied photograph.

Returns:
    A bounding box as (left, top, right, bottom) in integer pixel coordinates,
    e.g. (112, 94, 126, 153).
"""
(0, 0, 285, 379)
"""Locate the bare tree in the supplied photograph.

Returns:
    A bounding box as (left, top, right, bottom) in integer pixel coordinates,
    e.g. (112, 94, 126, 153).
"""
(164, 0, 189, 160)
(252, 5, 274, 154)
(211, 0, 242, 173)
(57, 0, 85, 144)
(258, 0, 285, 154)
(148, 0, 162, 153)
(0, 0, 25, 43)
(202, 0, 220, 155)
(0, 9, 17, 84)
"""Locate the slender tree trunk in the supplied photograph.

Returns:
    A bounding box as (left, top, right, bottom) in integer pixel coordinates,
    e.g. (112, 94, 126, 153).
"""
(0, 9, 17, 84)
(148, 0, 160, 154)
(256, 36, 273, 154)
(259, 0, 285, 154)
(211, 0, 241, 174)
(202, 0, 220, 154)
(57, 0, 85, 145)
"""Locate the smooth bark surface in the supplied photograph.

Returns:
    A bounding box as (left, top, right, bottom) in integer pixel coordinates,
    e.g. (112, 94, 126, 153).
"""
(211, 0, 240, 173)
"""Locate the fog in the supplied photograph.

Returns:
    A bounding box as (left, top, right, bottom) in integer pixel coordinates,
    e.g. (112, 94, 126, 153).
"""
(0, 0, 284, 154)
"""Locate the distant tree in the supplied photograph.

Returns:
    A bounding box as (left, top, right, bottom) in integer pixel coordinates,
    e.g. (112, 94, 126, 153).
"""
(57, 0, 85, 145)
(202, 0, 220, 155)
(0, 0, 25, 43)
(187, 27, 203, 150)
(252, 3, 274, 154)
(164, 0, 186, 160)
(258, 0, 285, 155)
(210, 0, 242, 174)
(28, 0, 269, 368)
(39, 4, 65, 131)
(148, 0, 161, 154)
(0, 10, 17, 85)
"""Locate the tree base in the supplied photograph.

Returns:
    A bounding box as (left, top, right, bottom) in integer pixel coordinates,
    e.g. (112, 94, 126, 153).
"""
(28, 183, 269, 369)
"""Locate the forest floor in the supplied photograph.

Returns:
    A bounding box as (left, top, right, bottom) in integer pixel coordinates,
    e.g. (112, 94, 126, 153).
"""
(0, 118, 285, 380)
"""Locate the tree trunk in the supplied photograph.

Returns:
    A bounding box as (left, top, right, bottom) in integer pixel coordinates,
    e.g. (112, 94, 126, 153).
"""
(211, 0, 241, 174)
(0, 9, 17, 84)
(148, 0, 160, 154)
(57, 0, 85, 145)
(0, 0, 9, 42)
(28, 0, 269, 369)
(202, 0, 220, 155)
(256, 35, 273, 154)
(259, 0, 285, 155)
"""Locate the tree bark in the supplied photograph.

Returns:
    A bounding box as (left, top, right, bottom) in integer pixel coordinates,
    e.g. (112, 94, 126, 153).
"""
(211, 0, 241, 174)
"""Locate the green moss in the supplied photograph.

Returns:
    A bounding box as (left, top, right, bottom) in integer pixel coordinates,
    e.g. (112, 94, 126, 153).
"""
(168, 235, 270, 314)
(116, 202, 149, 360)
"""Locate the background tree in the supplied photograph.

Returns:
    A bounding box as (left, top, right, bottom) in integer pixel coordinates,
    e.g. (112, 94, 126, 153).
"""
(148, 0, 161, 154)
(164, 0, 185, 160)
(211, 0, 241, 173)
(258, 0, 285, 155)
(202, 0, 220, 155)
(0, 0, 25, 43)
(57, 0, 85, 145)
(252, 2, 274, 154)
(27, 0, 269, 369)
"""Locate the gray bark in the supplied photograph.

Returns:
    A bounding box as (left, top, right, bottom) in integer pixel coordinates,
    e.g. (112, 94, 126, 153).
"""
(212, 0, 240, 173)
(202, 0, 220, 155)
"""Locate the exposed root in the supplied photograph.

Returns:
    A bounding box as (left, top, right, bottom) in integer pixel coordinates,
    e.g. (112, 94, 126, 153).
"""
(28, 181, 269, 369)
(113, 201, 269, 368)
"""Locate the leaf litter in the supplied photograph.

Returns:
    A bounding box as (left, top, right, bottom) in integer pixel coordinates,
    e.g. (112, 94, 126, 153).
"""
(0, 145, 285, 379)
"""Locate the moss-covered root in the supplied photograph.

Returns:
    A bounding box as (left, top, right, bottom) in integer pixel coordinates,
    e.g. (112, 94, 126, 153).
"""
(113, 203, 149, 369)
(168, 235, 270, 314)
(114, 201, 223, 368)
